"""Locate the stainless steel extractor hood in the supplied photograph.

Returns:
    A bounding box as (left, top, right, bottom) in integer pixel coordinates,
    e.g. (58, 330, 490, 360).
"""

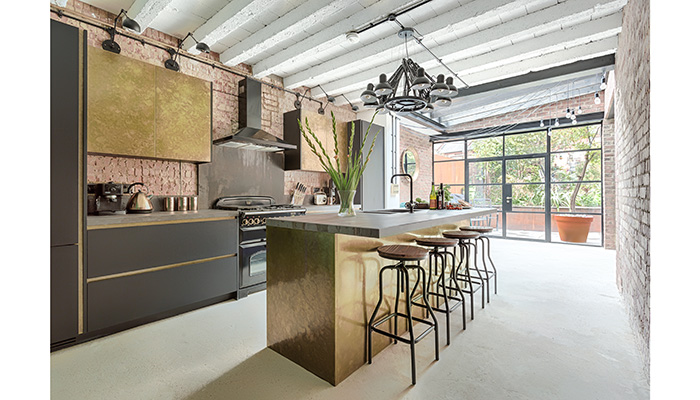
(213, 78, 297, 152)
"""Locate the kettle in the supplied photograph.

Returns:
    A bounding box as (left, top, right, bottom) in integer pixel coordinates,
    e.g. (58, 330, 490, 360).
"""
(126, 183, 154, 214)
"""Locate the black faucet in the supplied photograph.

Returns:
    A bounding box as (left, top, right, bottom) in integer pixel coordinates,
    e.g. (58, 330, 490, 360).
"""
(391, 173, 414, 213)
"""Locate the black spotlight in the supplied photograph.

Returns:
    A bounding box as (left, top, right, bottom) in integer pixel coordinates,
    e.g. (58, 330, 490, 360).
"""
(165, 32, 211, 72)
(102, 9, 141, 54)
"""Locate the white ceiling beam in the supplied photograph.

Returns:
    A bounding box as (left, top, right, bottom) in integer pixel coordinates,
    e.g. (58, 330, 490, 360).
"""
(251, 0, 413, 78)
(128, 0, 175, 31)
(445, 13, 622, 79)
(343, 36, 619, 105)
(282, 0, 549, 89)
(220, 0, 358, 67)
(183, 0, 278, 53)
(309, 0, 625, 98)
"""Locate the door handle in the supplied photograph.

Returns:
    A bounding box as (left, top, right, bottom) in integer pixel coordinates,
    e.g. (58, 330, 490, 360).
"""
(505, 196, 512, 201)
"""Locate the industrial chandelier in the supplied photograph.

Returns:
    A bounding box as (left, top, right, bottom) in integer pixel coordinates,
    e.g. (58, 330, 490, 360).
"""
(360, 27, 458, 114)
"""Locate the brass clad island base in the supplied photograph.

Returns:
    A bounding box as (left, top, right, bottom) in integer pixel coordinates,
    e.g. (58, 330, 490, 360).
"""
(266, 220, 472, 386)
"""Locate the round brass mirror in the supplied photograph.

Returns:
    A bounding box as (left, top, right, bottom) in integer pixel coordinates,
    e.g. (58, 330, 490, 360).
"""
(401, 148, 419, 179)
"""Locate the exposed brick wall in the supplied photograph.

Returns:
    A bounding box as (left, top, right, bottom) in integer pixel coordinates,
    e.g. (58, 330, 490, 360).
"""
(613, 0, 650, 380)
(398, 126, 433, 203)
(51, 0, 355, 199)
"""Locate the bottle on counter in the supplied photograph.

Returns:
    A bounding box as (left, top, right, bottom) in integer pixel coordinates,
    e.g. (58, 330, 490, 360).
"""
(438, 183, 444, 209)
(429, 182, 437, 210)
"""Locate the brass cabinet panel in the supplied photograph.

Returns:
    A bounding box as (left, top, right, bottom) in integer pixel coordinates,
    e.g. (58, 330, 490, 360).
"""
(298, 110, 348, 173)
(87, 47, 212, 162)
(155, 68, 211, 162)
(87, 46, 156, 158)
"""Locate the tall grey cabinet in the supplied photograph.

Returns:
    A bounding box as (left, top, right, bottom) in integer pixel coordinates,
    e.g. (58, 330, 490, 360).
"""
(348, 119, 385, 211)
(51, 20, 85, 349)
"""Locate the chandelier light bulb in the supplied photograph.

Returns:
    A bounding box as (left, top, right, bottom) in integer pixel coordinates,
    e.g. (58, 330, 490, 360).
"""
(570, 113, 576, 121)
(430, 74, 450, 97)
(600, 76, 607, 90)
(554, 118, 560, 127)
(594, 92, 601, 104)
(566, 108, 571, 118)
(571, 119, 578, 125)
(360, 83, 377, 103)
(434, 97, 451, 107)
(374, 74, 393, 96)
(410, 68, 432, 91)
(540, 120, 544, 128)
(577, 105, 583, 114)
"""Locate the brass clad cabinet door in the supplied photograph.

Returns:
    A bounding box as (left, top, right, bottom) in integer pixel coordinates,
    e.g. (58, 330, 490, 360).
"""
(87, 46, 156, 158)
(155, 68, 211, 162)
(299, 110, 347, 172)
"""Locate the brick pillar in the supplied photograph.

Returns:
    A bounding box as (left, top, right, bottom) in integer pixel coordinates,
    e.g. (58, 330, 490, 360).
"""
(614, 0, 650, 381)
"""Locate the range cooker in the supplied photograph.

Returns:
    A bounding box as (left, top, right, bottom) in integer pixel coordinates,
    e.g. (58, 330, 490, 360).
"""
(214, 196, 305, 298)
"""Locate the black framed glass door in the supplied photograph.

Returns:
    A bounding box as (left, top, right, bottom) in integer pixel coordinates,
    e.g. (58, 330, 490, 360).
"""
(437, 122, 603, 246)
(503, 155, 547, 240)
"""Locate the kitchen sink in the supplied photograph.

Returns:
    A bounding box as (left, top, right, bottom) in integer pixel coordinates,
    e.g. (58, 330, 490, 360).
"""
(362, 208, 427, 214)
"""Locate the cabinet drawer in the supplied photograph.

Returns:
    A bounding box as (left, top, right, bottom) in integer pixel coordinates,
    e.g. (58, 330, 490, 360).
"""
(87, 255, 236, 332)
(87, 219, 237, 278)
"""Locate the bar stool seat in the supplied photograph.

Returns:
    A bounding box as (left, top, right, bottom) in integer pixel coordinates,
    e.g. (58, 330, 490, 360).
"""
(459, 226, 498, 301)
(442, 230, 480, 240)
(377, 244, 429, 261)
(368, 244, 439, 385)
(415, 237, 458, 247)
(459, 226, 493, 234)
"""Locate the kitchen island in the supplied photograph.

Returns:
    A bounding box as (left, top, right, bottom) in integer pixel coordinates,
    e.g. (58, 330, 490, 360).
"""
(266, 207, 496, 385)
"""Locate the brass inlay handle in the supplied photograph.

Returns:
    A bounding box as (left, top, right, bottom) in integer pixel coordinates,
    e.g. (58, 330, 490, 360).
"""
(86, 253, 236, 283)
(87, 216, 237, 231)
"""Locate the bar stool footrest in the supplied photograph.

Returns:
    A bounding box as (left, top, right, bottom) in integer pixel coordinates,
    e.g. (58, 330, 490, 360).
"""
(370, 312, 436, 344)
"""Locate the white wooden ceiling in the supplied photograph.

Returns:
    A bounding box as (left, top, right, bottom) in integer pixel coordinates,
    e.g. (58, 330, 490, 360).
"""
(77, 0, 627, 123)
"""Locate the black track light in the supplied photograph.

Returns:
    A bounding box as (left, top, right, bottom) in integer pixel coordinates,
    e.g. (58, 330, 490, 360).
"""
(164, 32, 211, 72)
(102, 9, 141, 54)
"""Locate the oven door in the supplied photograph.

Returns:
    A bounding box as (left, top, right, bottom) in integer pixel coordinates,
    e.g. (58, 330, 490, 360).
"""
(239, 239, 267, 289)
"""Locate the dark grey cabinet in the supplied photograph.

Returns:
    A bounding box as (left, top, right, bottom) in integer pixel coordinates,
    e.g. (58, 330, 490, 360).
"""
(51, 20, 85, 348)
(85, 219, 238, 334)
(51, 245, 79, 345)
(51, 20, 81, 247)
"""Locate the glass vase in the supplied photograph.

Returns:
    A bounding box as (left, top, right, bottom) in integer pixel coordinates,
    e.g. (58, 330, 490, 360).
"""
(337, 190, 356, 217)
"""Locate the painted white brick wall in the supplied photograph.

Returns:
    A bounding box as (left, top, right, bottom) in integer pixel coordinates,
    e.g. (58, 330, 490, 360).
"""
(613, 0, 650, 381)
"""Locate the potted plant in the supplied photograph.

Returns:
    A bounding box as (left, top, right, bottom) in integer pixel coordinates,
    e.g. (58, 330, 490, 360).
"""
(298, 111, 378, 217)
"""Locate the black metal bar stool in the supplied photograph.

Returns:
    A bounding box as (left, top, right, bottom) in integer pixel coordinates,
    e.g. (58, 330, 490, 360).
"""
(368, 244, 440, 385)
(410, 237, 466, 345)
(441, 230, 485, 320)
(460, 225, 498, 302)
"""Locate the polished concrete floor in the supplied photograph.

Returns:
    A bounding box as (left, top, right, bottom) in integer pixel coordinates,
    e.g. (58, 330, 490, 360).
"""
(51, 239, 650, 399)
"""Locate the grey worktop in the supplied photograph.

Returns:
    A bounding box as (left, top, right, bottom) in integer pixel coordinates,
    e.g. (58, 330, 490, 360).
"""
(87, 209, 239, 229)
(266, 207, 497, 238)
(302, 204, 361, 214)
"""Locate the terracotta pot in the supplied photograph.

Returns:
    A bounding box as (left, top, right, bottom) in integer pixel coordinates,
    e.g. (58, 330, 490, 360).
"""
(553, 215, 594, 243)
